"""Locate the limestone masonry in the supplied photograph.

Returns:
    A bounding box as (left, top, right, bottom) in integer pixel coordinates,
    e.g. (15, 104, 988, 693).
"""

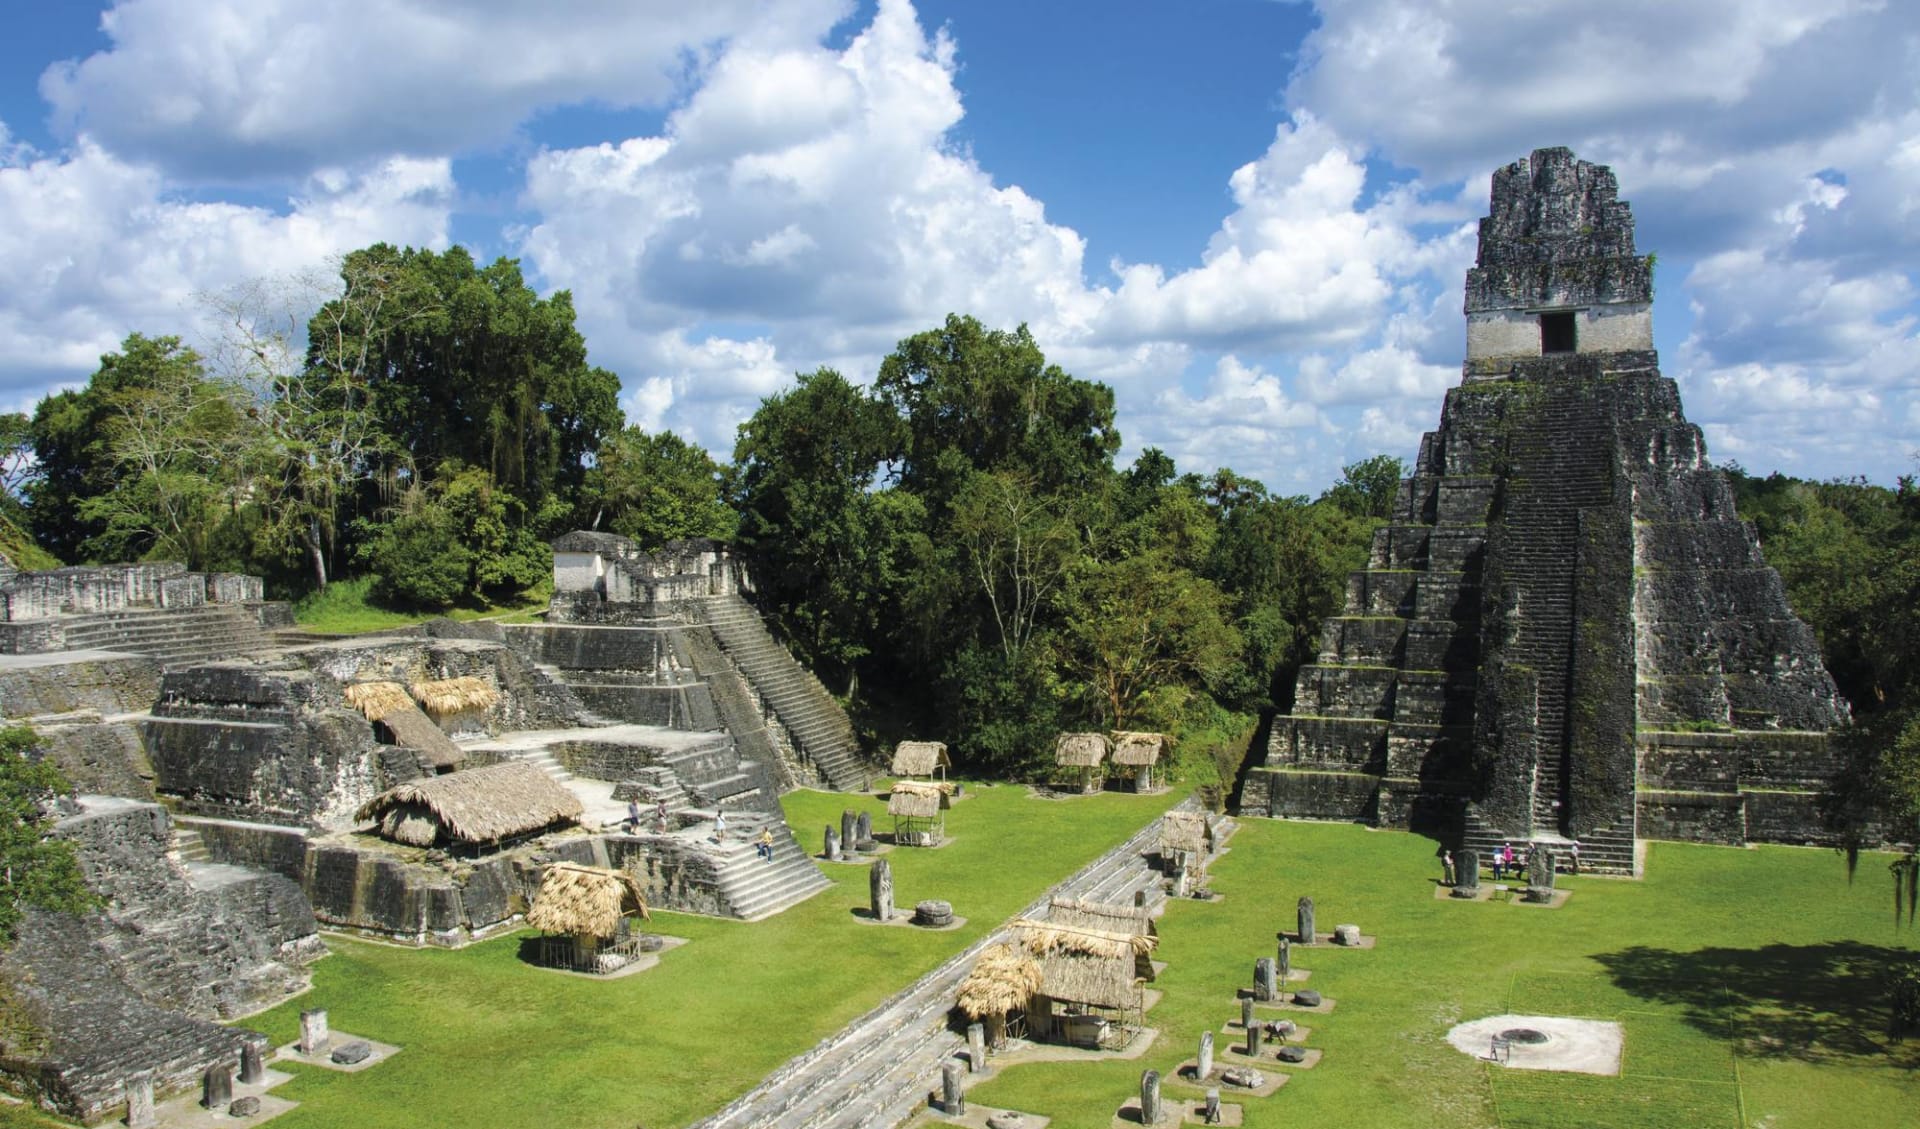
(0, 536, 875, 1120)
(1243, 148, 1848, 872)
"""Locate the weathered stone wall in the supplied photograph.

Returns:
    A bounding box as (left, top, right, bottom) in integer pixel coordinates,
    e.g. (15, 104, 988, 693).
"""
(33, 716, 153, 799)
(53, 798, 319, 1018)
(0, 653, 161, 716)
(0, 909, 265, 1124)
(1466, 304, 1653, 362)
(302, 843, 532, 945)
(605, 835, 732, 916)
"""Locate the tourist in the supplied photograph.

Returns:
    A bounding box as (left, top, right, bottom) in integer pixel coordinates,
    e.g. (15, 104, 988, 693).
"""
(1493, 843, 1508, 880)
(1442, 850, 1456, 886)
(1570, 840, 1581, 874)
(757, 827, 775, 862)
(654, 799, 669, 833)
(626, 799, 642, 833)
(714, 809, 728, 842)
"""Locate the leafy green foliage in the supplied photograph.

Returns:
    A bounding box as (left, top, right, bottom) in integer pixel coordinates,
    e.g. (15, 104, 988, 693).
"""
(1725, 466, 1920, 853)
(358, 466, 548, 608)
(0, 727, 97, 945)
(875, 313, 1119, 507)
(591, 427, 737, 548)
(28, 333, 213, 563)
(307, 245, 621, 533)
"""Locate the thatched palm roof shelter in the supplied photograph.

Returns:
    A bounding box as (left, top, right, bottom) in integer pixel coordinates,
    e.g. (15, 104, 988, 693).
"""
(410, 676, 499, 720)
(887, 779, 953, 846)
(344, 680, 466, 770)
(1012, 916, 1155, 1027)
(957, 942, 1044, 1045)
(1158, 810, 1214, 856)
(1109, 732, 1166, 766)
(1048, 896, 1156, 981)
(890, 740, 950, 778)
(1109, 731, 1167, 792)
(527, 863, 650, 939)
(1054, 732, 1110, 767)
(356, 760, 583, 848)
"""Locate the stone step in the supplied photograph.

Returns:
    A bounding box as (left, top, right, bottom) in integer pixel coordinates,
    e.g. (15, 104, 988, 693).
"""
(169, 826, 211, 865)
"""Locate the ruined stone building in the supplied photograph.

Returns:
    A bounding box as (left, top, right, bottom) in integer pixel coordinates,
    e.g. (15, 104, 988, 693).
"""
(0, 544, 874, 1119)
(1243, 148, 1848, 873)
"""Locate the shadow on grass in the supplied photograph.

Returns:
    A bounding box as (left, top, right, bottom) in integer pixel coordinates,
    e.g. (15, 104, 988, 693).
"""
(1595, 940, 1920, 1067)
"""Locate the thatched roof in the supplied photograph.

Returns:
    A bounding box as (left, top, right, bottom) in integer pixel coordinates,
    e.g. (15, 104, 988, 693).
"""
(957, 943, 1044, 1019)
(344, 680, 413, 721)
(410, 676, 499, 718)
(1048, 896, 1155, 938)
(1047, 897, 1156, 982)
(1011, 918, 1157, 960)
(355, 760, 583, 845)
(1159, 810, 1214, 855)
(1054, 732, 1110, 768)
(346, 681, 466, 768)
(526, 863, 650, 938)
(1110, 731, 1166, 766)
(888, 779, 952, 818)
(1013, 918, 1151, 1010)
(891, 740, 950, 775)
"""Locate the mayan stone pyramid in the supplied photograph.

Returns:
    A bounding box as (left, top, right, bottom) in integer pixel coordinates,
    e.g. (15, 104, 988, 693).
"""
(1242, 148, 1848, 874)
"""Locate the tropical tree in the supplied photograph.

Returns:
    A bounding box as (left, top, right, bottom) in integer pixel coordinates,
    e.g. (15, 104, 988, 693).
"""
(28, 334, 211, 562)
(874, 313, 1119, 508)
(732, 368, 905, 681)
(306, 245, 621, 531)
(591, 427, 737, 548)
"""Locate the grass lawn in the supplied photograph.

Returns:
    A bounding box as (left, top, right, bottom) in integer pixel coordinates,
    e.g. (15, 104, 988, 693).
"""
(289, 575, 550, 635)
(965, 818, 1920, 1129)
(12, 790, 1912, 1128)
(223, 783, 1179, 1129)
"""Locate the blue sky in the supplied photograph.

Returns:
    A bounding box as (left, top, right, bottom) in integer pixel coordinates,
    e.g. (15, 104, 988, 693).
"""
(1, 0, 1914, 493)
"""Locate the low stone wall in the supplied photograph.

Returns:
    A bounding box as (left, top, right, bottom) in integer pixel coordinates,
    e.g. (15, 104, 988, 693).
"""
(606, 835, 731, 917)
(0, 653, 160, 716)
(1636, 788, 1745, 844)
(1243, 767, 1380, 822)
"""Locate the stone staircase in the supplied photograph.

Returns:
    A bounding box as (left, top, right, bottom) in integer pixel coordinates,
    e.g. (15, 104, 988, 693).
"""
(58, 604, 274, 666)
(1460, 810, 1636, 877)
(708, 830, 835, 921)
(509, 747, 576, 786)
(694, 801, 1189, 1129)
(697, 594, 873, 792)
(170, 824, 211, 865)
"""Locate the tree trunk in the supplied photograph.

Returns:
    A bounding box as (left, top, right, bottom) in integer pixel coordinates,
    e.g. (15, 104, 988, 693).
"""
(305, 521, 329, 590)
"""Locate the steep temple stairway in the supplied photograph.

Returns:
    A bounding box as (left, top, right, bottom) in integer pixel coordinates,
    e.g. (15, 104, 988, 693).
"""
(697, 593, 872, 792)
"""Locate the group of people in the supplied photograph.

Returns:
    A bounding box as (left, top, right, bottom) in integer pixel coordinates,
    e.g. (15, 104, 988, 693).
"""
(619, 800, 777, 861)
(1438, 839, 1582, 885)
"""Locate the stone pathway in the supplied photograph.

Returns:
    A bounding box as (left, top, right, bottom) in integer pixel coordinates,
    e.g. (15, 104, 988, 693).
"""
(693, 799, 1204, 1129)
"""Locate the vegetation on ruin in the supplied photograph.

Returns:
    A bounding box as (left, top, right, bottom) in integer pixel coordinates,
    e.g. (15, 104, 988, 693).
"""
(0, 727, 97, 946)
(165, 791, 1916, 1129)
